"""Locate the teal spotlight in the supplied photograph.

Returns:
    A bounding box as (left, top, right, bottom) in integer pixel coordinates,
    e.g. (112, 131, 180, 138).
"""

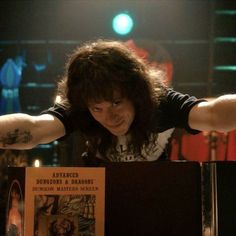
(112, 13, 134, 35)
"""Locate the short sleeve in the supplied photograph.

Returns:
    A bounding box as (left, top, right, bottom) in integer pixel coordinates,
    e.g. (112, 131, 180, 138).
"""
(159, 89, 206, 134)
(41, 103, 75, 135)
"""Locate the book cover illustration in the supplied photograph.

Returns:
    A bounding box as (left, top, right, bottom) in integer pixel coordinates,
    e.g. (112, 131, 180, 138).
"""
(6, 179, 24, 236)
(24, 167, 105, 236)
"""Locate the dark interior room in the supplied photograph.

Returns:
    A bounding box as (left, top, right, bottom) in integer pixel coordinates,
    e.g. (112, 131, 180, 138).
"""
(0, 0, 236, 235)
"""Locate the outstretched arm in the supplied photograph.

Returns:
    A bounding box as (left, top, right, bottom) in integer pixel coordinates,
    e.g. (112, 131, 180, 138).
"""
(189, 94, 236, 132)
(0, 113, 65, 149)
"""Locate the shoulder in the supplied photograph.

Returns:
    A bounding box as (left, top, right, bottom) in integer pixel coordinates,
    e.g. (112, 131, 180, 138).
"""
(41, 103, 74, 134)
(166, 89, 197, 103)
(160, 88, 203, 110)
(157, 89, 205, 133)
(41, 103, 72, 119)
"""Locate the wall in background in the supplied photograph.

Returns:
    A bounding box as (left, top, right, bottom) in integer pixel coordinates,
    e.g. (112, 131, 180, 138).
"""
(0, 0, 235, 163)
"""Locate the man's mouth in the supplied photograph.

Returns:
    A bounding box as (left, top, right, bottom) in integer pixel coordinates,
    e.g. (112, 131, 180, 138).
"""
(106, 120, 124, 129)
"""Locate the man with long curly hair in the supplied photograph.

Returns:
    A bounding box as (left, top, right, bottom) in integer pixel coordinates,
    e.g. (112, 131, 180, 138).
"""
(0, 39, 236, 164)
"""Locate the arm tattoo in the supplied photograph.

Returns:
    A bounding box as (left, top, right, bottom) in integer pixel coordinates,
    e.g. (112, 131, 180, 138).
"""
(0, 129, 33, 147)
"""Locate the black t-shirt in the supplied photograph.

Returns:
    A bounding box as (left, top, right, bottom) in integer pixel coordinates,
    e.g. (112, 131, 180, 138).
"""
(154, 89, 204, 134)
(42, 89, 204, 162)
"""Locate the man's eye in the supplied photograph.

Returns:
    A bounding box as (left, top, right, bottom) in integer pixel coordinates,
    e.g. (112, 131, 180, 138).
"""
(91, 107, 101, 112)
(112, 100, 122, 106)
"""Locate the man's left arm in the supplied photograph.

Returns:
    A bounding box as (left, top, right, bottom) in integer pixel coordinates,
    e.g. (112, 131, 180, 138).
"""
(188, 94, 236, 132)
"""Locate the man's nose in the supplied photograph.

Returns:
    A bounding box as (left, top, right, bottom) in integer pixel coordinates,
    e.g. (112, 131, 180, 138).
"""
(105, 109, 117, 122)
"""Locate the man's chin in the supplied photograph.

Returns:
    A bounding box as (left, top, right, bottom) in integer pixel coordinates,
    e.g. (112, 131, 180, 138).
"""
(109, 128, 128, 136)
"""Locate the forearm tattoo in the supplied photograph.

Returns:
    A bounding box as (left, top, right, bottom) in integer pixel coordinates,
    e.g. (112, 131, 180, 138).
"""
(0, 129, 33, 147)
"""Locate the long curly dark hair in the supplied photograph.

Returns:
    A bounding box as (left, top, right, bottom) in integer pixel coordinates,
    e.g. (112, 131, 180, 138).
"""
(57, 39, 168, 160)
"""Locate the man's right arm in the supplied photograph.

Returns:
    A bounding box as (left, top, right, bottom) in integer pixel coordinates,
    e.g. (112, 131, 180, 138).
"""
(0, 113, 65, 149)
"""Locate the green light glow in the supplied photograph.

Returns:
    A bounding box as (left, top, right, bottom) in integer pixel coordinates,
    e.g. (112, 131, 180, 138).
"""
(215, 10, 236, 15)
(112, 13, 134, 35)
(215, 37, 236, 43)
(214, 66, 236, 71)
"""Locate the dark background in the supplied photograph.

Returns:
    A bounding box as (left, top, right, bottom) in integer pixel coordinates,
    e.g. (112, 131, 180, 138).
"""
(0, 0, 235, 173)
(0, 0, 235, 113)
(0, 0, 236, 235)
(0, 0, 235, 182)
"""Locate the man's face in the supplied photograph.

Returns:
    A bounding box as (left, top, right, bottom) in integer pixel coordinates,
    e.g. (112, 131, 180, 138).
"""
(88, 93, 135, 136)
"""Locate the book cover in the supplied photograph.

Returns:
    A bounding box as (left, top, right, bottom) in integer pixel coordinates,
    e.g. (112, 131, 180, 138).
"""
(6, 167, 25, 236)
(7, 167, 105, 236)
